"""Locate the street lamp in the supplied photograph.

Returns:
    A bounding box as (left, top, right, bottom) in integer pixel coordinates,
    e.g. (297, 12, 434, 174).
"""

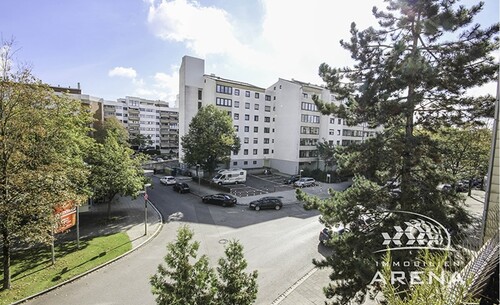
(143, 183, 152, 236)
(300, 169, 303, 179)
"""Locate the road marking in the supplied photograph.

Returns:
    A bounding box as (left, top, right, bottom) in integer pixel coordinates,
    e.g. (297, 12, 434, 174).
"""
(270, 267, 318, 305)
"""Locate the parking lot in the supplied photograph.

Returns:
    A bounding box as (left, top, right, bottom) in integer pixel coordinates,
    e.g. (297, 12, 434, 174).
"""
(225, 173, 294, 197)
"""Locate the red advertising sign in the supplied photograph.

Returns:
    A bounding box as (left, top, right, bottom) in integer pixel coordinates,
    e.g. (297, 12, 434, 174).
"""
(54, 202, 77, 233)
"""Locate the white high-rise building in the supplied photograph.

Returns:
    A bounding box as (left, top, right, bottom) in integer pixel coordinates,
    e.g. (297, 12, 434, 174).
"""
(179, 55, 382, 175)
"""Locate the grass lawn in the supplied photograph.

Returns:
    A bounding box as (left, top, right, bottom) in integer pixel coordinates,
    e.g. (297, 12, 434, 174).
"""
(0, 232, 131, 305)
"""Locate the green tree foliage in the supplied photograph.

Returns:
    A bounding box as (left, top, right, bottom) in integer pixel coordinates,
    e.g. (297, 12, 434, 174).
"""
(150, 226, 217, 305)
(87, 117, 147, 218)
(299, 1, 498, 304)
(151, 226, 258, 305)
(0, 40, 93, 290)
(216, 241, 258, 305)
(181, 105, 240, 175)
(317, 139, 337, 171)
(129, 133, 153, 149)
(431, 126, 492, 183)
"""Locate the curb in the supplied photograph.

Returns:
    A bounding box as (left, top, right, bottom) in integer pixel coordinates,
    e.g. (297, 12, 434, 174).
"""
(271, 267, 318, 305)
(12, 200, 164, 305)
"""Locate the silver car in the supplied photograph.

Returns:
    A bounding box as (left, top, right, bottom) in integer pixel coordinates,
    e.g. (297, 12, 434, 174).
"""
(294, 177, 316, 187)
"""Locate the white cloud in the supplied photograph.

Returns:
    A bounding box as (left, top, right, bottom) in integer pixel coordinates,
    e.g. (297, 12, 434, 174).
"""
(108, 66, 137, 79)
(146, 0, 386, 87)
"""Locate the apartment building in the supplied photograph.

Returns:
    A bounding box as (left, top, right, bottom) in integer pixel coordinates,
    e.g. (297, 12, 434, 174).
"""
(51, 84, 104, 127)
(179, 55, 382, 175)
(103, 97, 179, 156)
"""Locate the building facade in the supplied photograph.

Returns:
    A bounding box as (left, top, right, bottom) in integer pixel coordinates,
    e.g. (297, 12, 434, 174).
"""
(179, 55, 382, 175)
(103, 97, 179, 156)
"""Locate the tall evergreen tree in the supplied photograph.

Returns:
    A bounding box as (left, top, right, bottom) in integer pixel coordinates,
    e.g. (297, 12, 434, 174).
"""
(299, 1, 498, 304)
(216, 241, 258, 305)
(150, 226, 217, 305)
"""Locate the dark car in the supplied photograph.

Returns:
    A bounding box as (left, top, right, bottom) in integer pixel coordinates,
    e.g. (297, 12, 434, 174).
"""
(249, 197, 283, 211)
(284, 175, 300, 184)
(173, 182, 190, 194)
(202, 193, 237, 207)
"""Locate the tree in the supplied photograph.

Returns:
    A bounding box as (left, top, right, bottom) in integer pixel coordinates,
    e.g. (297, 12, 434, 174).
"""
(431, 125, 492, 193)
(181, 105, 240, 176)
(150, 226, 217, 305)
(300, 0, 498, 303)
(87, 117, 147, 218)
(0, 40, 92, 289)
(151, 226, 259, 305)
(129, 133, 153, 149)
(216, 241, 258, 305)
(317, 139, 336, 172)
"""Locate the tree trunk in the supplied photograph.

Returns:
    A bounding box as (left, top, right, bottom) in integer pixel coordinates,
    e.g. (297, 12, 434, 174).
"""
(2, 231, 11, 290)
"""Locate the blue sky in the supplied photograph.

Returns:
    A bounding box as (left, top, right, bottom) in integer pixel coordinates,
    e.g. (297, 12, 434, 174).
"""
(1, 0, 498, 106)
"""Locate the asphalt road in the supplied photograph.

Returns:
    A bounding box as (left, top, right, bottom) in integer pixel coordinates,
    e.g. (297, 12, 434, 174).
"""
(24, 177, 324, 305)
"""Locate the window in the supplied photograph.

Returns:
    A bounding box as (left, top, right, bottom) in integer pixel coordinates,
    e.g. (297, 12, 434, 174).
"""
(244, 137, 249, 144)
(198, 102, 202, 109)
(303, 93, 309, 98)
(301, 102, 318, 111)
(330, 118, 335, 124)
(244, 161, 248, 165)
(234, 89, 240, 96)
(233, 161, 238, 166)
(198, 89, 202, 100)
(338, 130, 341, 135)
(245, 114, 250, 121)
(244, 149, 248, 155)
(263, 149, 269, 154)
(300, 138, 319, 146)
(253, 138, 258, 144)
(244, 126, 250, 132)
(234, 113, 239, 120)
(254, 126, 259, 132)
(299, 150, 319, 158)
(245, 102, 250, 109)
(253, 161, 257, 165)
(338, 118, 342, 124)
(245, 91, 250, 97)
(265, 105, 271, 112)
(254, 104, 259, 110)
(300, 126, 320, 134)
(264, 138, 270, 144)
(254, 115, 259, 121)
(264, 127, 270, 133)
(216, 84, 232, 94)
(264, 117, 270, 122)
(234, 125, 239, 131)
(253, 149, 258, 155)
(265, 95, 271, 101)
(216, 97, 232, 107)
(255, 92, 260, 99)
(234, 101, 240, 108)
(301, 114, 320, 123)
(329, 129, 334, 135)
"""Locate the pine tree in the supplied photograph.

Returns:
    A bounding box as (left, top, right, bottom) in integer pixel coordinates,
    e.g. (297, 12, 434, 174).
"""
(299, 0, 498, 304)
(150, 226, 217, 305)
(216, 241, 258, 305)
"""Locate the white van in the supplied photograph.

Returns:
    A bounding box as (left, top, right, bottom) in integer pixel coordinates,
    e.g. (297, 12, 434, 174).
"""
(212, 169, 247, 185)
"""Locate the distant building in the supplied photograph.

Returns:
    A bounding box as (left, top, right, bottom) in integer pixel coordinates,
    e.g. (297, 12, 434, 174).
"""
(178, 55, 382, 174)
(104, 97, 179, 156)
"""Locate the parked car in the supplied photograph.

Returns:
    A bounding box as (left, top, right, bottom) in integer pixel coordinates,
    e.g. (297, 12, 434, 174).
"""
(319, 223, 347, 245)
(294, 177, 316, 187)
(173, 182, 190, 193)
(202, 193, 237, 207)
(249, 197, 283, 211)
(284, 175, 301, 184)
(160, 176, 176, 186)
